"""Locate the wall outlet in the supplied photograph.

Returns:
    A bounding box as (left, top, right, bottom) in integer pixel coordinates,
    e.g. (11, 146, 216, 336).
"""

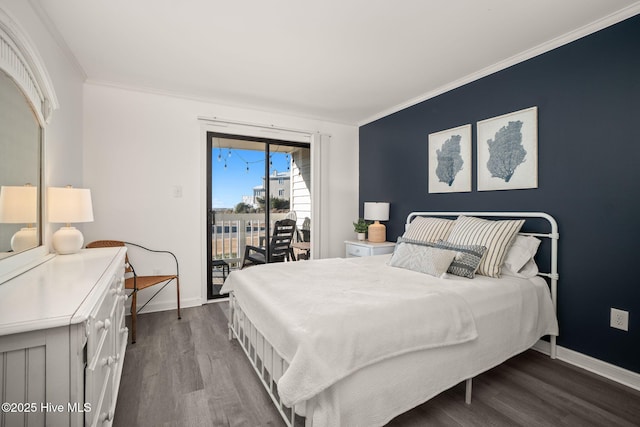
(610, 308, 629, 331)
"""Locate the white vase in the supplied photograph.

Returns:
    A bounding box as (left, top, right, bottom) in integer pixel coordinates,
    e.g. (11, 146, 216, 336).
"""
(357, 232, 366, 241)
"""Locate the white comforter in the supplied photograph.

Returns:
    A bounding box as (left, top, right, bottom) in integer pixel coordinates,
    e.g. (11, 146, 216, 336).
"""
(222, 255, 559, 426)
(221, 256, 479, 406)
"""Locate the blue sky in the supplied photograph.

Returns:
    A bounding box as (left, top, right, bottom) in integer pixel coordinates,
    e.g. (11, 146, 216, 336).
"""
(211, 148, 290, 209)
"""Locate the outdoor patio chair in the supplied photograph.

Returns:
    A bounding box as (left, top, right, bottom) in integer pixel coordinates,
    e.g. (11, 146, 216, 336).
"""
(241, 218, 296, 268)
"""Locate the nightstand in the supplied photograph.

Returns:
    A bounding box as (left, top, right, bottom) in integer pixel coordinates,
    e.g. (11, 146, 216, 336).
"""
(345, 240, 396, 258)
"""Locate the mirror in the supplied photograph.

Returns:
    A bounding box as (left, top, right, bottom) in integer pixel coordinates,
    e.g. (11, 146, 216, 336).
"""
(0, 71, 42, 258)
(0, 69, 42, 258)
(0, 6, 57, 284)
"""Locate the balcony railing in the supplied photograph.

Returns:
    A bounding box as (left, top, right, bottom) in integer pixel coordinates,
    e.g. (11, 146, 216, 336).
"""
(212, 212, 289, 268)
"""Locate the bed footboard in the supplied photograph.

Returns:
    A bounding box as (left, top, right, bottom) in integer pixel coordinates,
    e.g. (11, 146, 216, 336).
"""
(228, 292, 305, 427)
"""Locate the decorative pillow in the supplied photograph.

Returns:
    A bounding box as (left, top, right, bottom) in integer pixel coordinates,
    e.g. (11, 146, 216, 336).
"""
(502, 235, 541, 273)
(403, 217, 455, 243)
(396, 236, 434, 246)
(434, 240, 487, 279)
(446, 216, 525, 278)
(388, 241, 458, 278)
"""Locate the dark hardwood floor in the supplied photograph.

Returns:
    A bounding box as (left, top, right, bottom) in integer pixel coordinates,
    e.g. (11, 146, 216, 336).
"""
(114, 303, 640, 427)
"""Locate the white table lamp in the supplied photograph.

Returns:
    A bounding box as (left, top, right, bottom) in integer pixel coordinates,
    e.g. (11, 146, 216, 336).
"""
(48, 186, 94, 254)
(364, 202, 390, 243)
(0, 185, 38, 252)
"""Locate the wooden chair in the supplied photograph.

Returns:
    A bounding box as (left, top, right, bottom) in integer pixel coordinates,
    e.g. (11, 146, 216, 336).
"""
(86, 240, 180, 344)
(241, 219, 296, 268)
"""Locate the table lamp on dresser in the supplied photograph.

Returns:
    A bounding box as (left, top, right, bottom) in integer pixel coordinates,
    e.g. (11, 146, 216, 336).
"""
(48, 186, 94, 254)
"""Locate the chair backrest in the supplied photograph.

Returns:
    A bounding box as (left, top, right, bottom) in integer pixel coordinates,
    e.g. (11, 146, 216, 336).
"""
(301, 217, 311, 242)
(86, 240, 133, 274)
(269, 219, 296, 260)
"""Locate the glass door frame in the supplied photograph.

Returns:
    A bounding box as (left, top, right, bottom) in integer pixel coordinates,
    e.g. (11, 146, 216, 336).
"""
(206, 131, 310, 299)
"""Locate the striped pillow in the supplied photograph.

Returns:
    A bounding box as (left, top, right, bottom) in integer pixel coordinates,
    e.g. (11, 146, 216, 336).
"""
(446, 216, 524, 278)
(403, 217, 455, 243)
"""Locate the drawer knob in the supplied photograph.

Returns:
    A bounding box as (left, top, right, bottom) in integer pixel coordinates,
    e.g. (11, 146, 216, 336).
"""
(101, 356, 115, 367)
(101, 410, 114, 422)
(96, 319, 111, 331)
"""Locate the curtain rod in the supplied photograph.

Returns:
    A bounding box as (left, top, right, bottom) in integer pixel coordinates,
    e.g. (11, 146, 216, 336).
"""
(197, 116, 320, 136)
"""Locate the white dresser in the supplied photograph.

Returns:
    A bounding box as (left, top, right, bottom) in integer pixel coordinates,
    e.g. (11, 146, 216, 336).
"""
(0, 248, 127, 427)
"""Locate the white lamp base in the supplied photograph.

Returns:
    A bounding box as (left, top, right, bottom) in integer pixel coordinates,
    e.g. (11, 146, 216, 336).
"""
(52, 226, 84, 255)
(368, 221, 386, 243)
(11, 227, 38, 252)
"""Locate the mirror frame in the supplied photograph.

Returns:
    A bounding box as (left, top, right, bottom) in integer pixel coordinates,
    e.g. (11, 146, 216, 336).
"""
(0, 7, 58, 284)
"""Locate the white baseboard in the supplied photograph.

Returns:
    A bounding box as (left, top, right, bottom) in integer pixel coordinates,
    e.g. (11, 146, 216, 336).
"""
(533, 340, 640, 392)
(127, 296, 202, 316)
(203, 297, 229, 305)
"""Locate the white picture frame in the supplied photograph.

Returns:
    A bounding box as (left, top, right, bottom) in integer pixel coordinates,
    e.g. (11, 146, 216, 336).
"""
(428, 124, 472, 193)
(477, 106, 538, 191)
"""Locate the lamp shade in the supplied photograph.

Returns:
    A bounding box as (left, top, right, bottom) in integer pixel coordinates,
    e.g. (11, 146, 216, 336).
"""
(48, 187, 94, 224)
(364, 202, 389, 222)
(48, 187, 94, 255)
(0, 185, 38, 224)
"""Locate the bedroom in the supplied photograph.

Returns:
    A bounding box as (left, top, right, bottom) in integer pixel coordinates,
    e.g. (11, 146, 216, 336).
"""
(0, 0, 638, 426)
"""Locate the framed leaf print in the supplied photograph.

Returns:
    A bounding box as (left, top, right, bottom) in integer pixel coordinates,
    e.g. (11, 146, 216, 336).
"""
(428, 124, 472, 193)
(477, 106, 538, 191)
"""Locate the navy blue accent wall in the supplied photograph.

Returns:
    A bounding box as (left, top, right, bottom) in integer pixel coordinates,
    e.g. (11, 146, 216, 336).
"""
(359, 15, 640, 373)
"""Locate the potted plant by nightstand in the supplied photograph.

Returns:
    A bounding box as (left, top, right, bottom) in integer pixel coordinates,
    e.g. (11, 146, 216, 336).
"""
(353, 218, 368, 241)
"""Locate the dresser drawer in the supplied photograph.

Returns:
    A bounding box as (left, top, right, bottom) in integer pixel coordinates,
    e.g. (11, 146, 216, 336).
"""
(85, 270, 123, 427)
(345, 241, 395, 258)
(113, 275, 127, 361)
(85, 321, 114, 427)
(87, 274, 122, 361)
(346, 243, 372, 257)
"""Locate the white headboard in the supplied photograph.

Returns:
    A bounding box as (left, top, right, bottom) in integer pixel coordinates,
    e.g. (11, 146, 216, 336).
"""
(405, 211, 559, 357)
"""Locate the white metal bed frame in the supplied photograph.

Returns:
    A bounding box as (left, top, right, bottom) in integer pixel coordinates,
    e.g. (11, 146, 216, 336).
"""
(227, 212, 559, 427)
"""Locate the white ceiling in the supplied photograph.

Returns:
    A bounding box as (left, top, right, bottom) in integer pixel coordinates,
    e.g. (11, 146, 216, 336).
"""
(34, 0, 640, 125)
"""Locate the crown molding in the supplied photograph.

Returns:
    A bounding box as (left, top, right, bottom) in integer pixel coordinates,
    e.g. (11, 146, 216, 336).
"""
(84, 78, 355, 127)
(358, 3, 640, 126)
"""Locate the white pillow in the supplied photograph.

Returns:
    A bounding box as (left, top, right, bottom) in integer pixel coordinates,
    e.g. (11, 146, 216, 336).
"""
(447, 216, 524, 278)
(403, 217, 455, 243)
(502, 258, 540, 278)
(503, 235, 541, 272)
(388, 242, 458, 277)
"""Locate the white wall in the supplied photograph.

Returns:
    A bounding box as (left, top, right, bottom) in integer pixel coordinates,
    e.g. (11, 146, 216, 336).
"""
(83, 83, 358, 311)
(1, 0, 85, 245)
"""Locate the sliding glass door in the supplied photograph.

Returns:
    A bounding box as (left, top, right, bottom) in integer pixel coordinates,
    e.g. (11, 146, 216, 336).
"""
(206, 132, 311, 299)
